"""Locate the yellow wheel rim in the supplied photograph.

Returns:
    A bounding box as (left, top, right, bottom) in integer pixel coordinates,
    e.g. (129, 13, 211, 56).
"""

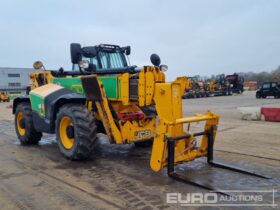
(17, 111, 26, 136)
(59, 116, 75, 149)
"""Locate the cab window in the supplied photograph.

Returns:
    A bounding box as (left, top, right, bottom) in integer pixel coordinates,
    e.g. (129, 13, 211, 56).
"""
(109, 52, 125, 68)
(99, 52, 109, 69)
(99, 51, 126, 69)
(262, 83, 270, 89)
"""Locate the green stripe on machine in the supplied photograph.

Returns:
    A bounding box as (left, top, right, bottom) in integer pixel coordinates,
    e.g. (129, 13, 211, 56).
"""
(51, 76, 121, 99)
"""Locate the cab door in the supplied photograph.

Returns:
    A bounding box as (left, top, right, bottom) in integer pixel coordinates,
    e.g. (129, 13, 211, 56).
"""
(261, 83, 270, 95)
(271, 82, 278, 96)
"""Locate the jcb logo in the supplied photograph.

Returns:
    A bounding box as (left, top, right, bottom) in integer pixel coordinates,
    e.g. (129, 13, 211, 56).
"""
(134, 130, 151, 139)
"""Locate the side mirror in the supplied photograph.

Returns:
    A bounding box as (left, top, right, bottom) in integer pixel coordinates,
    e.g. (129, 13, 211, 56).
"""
(150, 54, 161, 66)
(33, 61, 45, 70)
(125, 46, 131, 55)
(70, 43, 82, 64)
(121, 46, 131, 55)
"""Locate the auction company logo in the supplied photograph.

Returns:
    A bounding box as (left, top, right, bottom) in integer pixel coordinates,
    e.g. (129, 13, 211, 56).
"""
(166, 190, 277, 207)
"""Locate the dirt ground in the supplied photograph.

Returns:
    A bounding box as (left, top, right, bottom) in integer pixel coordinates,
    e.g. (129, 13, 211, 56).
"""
(0, 91, 279, 210)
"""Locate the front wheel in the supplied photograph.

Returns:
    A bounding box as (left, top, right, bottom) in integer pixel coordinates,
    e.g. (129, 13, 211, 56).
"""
(15, 102, 42, 145)
(56, 104, 97, 160)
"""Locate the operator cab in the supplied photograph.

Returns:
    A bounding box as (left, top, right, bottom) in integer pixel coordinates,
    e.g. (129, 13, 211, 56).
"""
(32, 43, 167, 76)
(71, 43, 131, 74)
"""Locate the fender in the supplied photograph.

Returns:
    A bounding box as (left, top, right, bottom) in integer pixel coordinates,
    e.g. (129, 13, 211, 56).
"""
(47, 92, 86, 133)
(31, 87, 86, 133)
(13, 95, 30, 114)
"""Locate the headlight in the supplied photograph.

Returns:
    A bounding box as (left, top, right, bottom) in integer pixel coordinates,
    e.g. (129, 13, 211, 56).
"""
(160, 64, 168, 72)
(79, 60, 89, 69)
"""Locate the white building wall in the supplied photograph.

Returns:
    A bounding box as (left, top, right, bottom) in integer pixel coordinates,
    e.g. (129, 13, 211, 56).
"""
(0, 67, 35, 93)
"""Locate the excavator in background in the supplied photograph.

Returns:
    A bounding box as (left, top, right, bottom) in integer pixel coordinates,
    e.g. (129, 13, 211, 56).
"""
(13, 43, 268, 194)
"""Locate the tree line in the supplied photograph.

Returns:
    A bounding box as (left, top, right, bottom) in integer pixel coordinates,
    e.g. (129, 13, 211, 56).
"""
(238, 66, 280, 84)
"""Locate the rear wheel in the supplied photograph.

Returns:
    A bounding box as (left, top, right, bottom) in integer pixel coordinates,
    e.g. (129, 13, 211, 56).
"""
(256, 92, 261, 98)
(56, 104, 97, 160)
(15, 102, 42, 145)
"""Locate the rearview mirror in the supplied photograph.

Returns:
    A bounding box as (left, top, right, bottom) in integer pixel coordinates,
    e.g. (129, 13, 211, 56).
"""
(33, 61, 44, 70)
(150, 54, 161, 66)
(125, 46, 131, 55)
(70, 43, 82, 64)
(121, 46, 131, 55)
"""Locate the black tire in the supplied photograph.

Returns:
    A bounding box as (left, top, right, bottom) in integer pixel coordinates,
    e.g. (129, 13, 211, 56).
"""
(256, 92, 261, 98)
(15, 102, 42, 145)
(56, 104, 97, 160)
(134, 140, 153, 147)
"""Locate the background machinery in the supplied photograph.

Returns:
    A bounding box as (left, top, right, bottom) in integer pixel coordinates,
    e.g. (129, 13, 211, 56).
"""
(226, 73, 244, 94)
(181, 77, 210, 99)
(209, 74, 231, 96)
(13, 43, 268, 193)
(0, 91, 10, 102)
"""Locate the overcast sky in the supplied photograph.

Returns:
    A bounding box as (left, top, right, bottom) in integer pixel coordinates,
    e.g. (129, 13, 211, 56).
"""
(0, 0, 279, 80)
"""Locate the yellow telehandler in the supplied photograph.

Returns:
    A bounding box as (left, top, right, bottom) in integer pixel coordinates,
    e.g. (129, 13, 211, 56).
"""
(13, 43, 269, 193)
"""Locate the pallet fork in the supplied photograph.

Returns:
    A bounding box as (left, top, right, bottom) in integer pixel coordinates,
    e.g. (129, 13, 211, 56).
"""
(166, 127, 270, 194)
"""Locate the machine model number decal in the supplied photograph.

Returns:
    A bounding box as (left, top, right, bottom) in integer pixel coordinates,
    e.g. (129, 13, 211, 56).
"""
(134, 130, 151, 139)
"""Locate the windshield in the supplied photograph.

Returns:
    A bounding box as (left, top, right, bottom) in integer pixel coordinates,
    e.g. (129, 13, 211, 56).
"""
(99, 51, 127, 69)
(72, 50, 128, 71)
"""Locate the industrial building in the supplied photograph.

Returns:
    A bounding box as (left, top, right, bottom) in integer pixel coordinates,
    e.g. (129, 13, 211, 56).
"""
(0, 67, 35, 95)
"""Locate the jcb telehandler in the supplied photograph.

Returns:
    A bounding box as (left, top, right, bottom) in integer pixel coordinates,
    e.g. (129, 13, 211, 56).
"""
(13, 43, 268, 193)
